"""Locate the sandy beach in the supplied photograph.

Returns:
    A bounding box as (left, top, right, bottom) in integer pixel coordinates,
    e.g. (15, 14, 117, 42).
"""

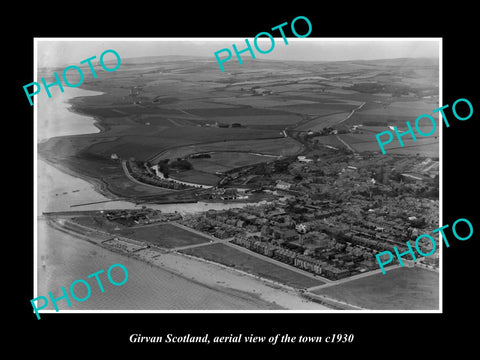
(133, 248, 329, 310)
(47, 217, 329, 310)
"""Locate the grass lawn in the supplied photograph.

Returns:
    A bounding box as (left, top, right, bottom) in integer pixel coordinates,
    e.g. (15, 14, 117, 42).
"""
(169, 169, 221, 186)
(190, 152, 272, 174)
(313, 267, 439, 310)
(71, 216, 126, 231)
(116, 223, 211, 248)
(180, 243, 325, 289)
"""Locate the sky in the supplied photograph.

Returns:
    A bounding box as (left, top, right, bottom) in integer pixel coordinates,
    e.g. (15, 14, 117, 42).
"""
(36, 38, 440, 69)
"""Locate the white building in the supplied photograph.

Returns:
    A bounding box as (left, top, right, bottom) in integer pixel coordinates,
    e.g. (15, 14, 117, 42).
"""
(276, 180, 292, 190)
(297, 156, 313, 163)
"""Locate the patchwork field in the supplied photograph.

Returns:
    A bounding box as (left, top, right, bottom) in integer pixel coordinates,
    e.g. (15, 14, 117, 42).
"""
(210, 96, 314, 106)
(198, 115, 302, 126)
(39, 55, 439, 201)
(82, 127, 283, 162)
(344, 99, 439, 127)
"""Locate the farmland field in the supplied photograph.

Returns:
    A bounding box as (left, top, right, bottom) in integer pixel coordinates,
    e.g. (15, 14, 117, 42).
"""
(210, 96, 319, 108)
(199, 115, 302, 126)
(152, 137, 303, 164)
(295, 113, 351, 131)
(335, 132, 439, 157)
(38, 55, 439, 201)
(82, 127, 283, 162)
(183, 106, 284, 117)
(159, 100, 240, 110)
(344, 99, 439, 127)
(311, 135, 346, 148)
(189, 152, 278, 174)
(275, 103, 356, 116)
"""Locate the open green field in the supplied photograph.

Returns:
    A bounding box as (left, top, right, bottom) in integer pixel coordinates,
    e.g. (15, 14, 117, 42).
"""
(274, 103, 357, 116)
(152, 137, 302, 164)
(184, 106, 285, 117)
(189, 152, 277, 174)
(169, 169, 221, 186)
(311, 135, 345, 149)
(116, 223, 211, 249)
(180, 243, 325, 289)
(338, 133, 439, 157)
(209, 96, 319, 108)
(199, 115, 301, 126)
(71, 216, 129, 231)
(295, 113, 351, 131)
(375, 140, 439, 157)
(159, 100, 240, 110)
(80, 126, 282, 162)
(313, 267, 439, 310)
(344, 99, 439, 127)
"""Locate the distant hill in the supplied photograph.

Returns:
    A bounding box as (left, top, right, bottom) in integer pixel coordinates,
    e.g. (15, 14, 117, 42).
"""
(121, 55, 212, 64)
(345, 57, 438, 67)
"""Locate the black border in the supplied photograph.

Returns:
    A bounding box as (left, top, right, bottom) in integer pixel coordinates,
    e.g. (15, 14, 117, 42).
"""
(17, 6, 478, 353)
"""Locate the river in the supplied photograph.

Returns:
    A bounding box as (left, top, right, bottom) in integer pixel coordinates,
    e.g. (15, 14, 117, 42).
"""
(35, 87, 280, 311)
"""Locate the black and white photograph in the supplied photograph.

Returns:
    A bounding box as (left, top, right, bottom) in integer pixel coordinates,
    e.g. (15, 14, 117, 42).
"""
(16, 7, 478, 354)
(35, 38, 441, 313)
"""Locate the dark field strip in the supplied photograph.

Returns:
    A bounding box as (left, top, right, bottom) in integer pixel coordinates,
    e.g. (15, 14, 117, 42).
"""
(180, 243, 325, 289)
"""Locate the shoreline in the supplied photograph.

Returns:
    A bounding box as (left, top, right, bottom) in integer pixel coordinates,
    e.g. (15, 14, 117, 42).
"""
(38, 154, 124, 203)
(37, 88, 124, 202)
(38, 154, 265, 213)
(38, 89, 273, 208)
(46, 218, 330, 310)
(67, 99, 111, 134)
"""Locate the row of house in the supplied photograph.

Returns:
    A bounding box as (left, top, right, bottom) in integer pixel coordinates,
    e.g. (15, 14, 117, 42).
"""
(103, 209, 182, 226)
(127, 161, 191, 190)
(231, 236, 350, 280)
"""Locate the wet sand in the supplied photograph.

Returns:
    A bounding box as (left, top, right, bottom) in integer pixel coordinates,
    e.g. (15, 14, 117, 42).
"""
(44, 218, 329, 310)
(134, 248, 329, 310)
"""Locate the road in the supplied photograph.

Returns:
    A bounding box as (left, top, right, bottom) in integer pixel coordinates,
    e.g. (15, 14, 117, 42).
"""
(306, 264, 403, 292)
(335, 135, 356, 153)
(55, 216, 405, 310)
(164, 221, 333, 284)
(223, 241, 333, 284)
(337, 101, 366, 124)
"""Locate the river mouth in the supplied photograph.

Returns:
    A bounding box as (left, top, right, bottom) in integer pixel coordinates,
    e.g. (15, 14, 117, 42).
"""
(36, 86, 261, 214)
(35, 88, 286, 311)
